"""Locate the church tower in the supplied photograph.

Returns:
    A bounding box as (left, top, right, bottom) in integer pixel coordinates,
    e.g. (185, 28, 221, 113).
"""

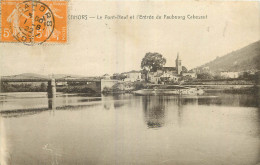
(175, 52, 182, 75)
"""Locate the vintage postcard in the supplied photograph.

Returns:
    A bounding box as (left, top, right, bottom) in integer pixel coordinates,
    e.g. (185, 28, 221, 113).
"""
(0, 0, 259, 165)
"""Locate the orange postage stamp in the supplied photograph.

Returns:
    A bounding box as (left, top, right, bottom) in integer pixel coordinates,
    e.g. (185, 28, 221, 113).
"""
(1, 0, 68, 45)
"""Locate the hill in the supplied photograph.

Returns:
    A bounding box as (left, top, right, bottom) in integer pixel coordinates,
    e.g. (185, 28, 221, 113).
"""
(1, 73, 86, 79)
(2, 73, 49, 79)
(50, 74, 85, 79)
(196, 40, 260, 72)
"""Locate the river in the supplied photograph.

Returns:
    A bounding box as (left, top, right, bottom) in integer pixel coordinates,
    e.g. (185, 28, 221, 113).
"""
(0, 92, 259, 165)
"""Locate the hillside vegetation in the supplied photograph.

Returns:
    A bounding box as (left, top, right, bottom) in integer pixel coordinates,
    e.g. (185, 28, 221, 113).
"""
(197, 40, 260, 72)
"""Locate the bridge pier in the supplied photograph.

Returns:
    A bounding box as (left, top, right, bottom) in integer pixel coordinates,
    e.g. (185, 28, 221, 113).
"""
(47, 78, 56, 98)
(48, 97, 56, 110)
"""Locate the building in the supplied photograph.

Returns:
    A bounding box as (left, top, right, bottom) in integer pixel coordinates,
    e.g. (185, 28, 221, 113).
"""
(182, 71, 197, 78)
(220, 71, 239, 78)
(175, 53, 182, 74)
(148, 72, 163, 84)
(124, 70, 142, 82)
(193, 66, 210, 74)
(148, 53, 184, 84)
(127, 70, 142, 82)
(161, 72, 180, 82)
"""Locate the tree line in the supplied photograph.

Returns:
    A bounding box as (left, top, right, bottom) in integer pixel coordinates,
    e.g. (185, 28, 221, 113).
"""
(1, 83, 47, 92)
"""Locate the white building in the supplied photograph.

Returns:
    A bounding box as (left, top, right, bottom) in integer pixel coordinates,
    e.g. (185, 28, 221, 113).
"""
(126, 71, 142, 82)
(220, 71, 239, 78)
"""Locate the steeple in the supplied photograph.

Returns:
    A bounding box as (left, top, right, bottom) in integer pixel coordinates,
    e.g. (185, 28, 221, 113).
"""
(175, 52, 182, 75)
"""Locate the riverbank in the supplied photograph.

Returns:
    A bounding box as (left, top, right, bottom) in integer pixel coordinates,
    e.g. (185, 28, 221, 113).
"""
(103, 81, 259, 95)
(184, 84, 259, 94)
(1, 79, 258, 95)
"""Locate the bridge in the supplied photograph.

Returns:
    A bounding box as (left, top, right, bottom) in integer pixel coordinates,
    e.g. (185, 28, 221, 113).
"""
(0, 78, 102, 98)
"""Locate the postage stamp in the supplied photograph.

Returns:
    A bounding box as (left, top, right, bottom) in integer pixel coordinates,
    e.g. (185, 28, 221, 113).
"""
(0, 0, 68, 45)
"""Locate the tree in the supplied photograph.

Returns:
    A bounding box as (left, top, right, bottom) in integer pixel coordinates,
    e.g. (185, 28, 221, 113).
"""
(112, 73, 127, 80)
(40, 83, 47, 92)
(213, 75, 223, 80)
(197, 73, 214, 80)
(180, 75, 193, 82)
(141, 52, 166, 81)
(239, 72, 256, 80)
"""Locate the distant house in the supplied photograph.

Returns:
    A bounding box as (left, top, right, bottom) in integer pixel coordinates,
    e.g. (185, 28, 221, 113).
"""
(182, 71, 197, 78)
(125, 70, 142, 82)
(220, 71, 239, 78)
(194, 66, 210, 74)
(160, 67, 177, 74)
(148, 72, 162, 84)
(161, 72, 179, 82)
(149, 71, 180, 84)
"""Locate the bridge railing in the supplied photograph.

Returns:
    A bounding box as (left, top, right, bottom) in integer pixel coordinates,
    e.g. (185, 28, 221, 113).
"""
(0, 78, 102, 98)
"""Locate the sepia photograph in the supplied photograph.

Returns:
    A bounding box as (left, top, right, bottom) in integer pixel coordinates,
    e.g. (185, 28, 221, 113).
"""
(0, 0, 259, 165)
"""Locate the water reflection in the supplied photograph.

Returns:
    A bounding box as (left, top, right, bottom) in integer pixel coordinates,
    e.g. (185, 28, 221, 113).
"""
(142, 96, 200, 128)
(198, 93, 258, 107)
(143, 96, 166, 128)
(48, 97, 56, 110)
(0, 93, 103, 118)
(1, 93, 259, 119)
(0, 92, 259, 165)
(0, 108, 48, 118)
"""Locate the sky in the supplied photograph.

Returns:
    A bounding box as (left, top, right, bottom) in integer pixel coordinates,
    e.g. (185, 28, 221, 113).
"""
(0, 1, 259, 76)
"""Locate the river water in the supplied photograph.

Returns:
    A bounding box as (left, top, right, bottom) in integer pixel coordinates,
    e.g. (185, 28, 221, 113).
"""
(0, 92, 259, 165)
